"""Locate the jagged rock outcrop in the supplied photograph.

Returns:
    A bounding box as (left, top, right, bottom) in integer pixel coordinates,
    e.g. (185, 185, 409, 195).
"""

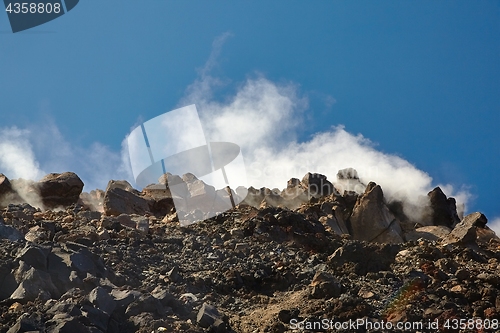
(442, 212, 488, 246)
(0, 174, 13, 198)
(335, 167, 366, 194)
(427, 187, 461, 228)
(141, 184, 175, 217)
(301, 172, 338, 198)
(79, 189, 105, 212)
(0, 217, 24, 242)
(348, 182, 404, 243)
(103, 180, 150, 216)
(38, 172, 84, 208)
(280, 178, 309, 209)
(0, 173, 25, 207)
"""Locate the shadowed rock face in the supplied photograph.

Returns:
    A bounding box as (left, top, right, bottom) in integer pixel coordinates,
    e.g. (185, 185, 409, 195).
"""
(38, 172, 84, 208)
(103, 180, 150, 216)
(442, 212, 488, 246)
(348, 182, 404, 244)
(427, 187, 461, 228)
(301, 172, 338, 198)
(0, 174, 13, 197)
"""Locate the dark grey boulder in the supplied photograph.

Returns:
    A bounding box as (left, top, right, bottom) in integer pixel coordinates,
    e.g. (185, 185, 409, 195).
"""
(0, 217, 24, 241)
(89, 286, 116, 315)
(16, 244, 50, 270)
(10, 267, 59, 302)
(197, 303, 223, 328)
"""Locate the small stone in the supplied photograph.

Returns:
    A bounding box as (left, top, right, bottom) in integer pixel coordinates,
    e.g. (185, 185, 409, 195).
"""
(230, 228, 244, 239)
(358, 289, 375, 299)
(166, 266, 181, 283)
(234, 243, 250, 254)
(197, 303, 221, 328)
(455, 269, 470, 281)
(8, 302, 23, 313)
(310, 271, 341, 299)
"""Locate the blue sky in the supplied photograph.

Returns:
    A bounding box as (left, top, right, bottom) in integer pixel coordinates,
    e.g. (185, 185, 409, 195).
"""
(0, 1, 499, 222)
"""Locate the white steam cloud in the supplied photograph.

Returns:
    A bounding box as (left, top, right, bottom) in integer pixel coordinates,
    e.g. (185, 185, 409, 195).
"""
(0, 121, 128, 192)
(490, 217, 500, 236)
(0, 127, 44, 180)
(175, 35, 470, 220)
(180, 74, 470, 218)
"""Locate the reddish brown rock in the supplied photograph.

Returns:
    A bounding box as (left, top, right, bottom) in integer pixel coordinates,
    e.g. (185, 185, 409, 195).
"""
(349, 182, 404, 243)
(442, 212, 487, 246)
(37, 172, 84, 208)
(301, 172, 338, 198)
(103, 180, 149, 216)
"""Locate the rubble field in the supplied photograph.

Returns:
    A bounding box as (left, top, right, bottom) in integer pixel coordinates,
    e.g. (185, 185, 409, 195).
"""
(0, 170, 499, 333)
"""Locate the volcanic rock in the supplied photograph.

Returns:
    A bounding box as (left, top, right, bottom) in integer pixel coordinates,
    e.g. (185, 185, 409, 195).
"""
(336, 168, 366, 194)
(79, 189, 105, 212)
(348, 182, 404, 243)
(310, 271, 341, 298)
(280, 178, 309, 209)
(142, 184, 175, 217)
(301, 172, 338, 198)
(0, 170, 499, 333)
(0, 174, 13, 198)
(405, 225, 451, 242)
(0, 217, 24, 241)
(240, 186, 265, 207)
(89, 286, 116, 315)
(158, 173, 189, 198)
(37, 172, 84, 208)
(427, 187, 461, 228)
(442, 212, 487, 246)
(103, 180, 150, 216)
(10, 267, 59, 302)
(16, 244, 50, 270)
(197, 303, 223, 328)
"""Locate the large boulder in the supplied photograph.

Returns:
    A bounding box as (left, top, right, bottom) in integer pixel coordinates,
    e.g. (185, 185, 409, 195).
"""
(348, 182, 404, 243)
(103, 180, 149, 216)
(38, 172, 84, 208)
(442, 212, 487, 246)
(142, 184, 175, 217)
(10, 266, 60, 302)
(427, 187, 461, 228)
(335, 168, 366, 194)
(0, 175, 25, 207)
(280, 178, 309, 209)
(301, 172, 338, 198)
(0, 174, 13, 197)
(0, 217, 24, 241)
(405, 225, 451, 242)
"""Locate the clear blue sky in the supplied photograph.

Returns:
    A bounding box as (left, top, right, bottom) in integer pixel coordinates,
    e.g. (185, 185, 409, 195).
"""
(1, 1, 499, 220)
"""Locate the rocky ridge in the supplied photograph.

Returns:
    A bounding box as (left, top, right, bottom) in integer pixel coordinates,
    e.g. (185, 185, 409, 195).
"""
(0, 170, 499, 332)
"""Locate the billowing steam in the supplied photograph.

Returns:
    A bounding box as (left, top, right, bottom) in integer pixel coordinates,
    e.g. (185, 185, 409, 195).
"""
(0, 121, 128, 209)
(490, 217, 500, 236)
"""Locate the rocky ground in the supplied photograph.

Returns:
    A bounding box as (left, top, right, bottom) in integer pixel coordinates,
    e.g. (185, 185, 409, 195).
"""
(0, 171, 499, 333)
